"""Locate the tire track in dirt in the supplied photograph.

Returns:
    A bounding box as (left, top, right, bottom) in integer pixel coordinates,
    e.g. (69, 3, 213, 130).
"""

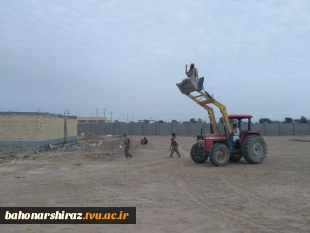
(217, 172, 310, 226)
(177, 145, 309, 231)
(92, 152, 175, 180)
(173, 157, 222, 233)
(174, 156, 306, 233)
(126, 159, 174, 174)
(172, 156, 252, 232)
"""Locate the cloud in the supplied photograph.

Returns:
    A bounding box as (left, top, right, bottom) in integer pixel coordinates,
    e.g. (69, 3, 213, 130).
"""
(0, 0, 310, 120)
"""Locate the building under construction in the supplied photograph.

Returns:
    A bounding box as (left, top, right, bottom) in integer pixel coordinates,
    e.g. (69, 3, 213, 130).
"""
(0, 112, 77, 147)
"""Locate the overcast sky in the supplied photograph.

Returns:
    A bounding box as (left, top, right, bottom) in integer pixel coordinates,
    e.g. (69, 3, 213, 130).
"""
(1, 0, 309, 122)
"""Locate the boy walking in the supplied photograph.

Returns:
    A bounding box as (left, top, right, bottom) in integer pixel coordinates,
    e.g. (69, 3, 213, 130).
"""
(169, 133, 181, 157)
(122, 134, 132, 158)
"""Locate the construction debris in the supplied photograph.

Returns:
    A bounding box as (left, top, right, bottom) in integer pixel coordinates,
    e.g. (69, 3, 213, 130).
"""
(82, 132, 102, 140)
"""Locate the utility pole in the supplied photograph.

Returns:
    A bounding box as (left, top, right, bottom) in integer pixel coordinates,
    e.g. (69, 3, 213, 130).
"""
(127, 114, 128, 123)
(110, 112, 113, 121)
(64, 109, 70, 116)
(96, 108, 98, 118)
(102, 109, 107, 118)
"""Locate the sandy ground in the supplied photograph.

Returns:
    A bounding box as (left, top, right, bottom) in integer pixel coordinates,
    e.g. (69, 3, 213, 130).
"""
(0, 135, 310, 233)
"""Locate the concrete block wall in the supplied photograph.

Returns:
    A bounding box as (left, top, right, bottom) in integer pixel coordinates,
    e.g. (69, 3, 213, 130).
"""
(0, 112, 77, 147)
(0, 114, 38, 141)
(78, 122, 310, 137)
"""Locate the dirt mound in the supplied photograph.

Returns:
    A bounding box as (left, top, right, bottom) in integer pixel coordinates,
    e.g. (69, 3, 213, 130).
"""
(82, 132, 102, 140)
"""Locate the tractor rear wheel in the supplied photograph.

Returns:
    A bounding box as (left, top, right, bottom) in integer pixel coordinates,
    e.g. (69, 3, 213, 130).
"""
(190, 143, 208, 164)
(242, 135, 267, 164)
(229, 154, 242, 162)
(209, 144, 230, 166)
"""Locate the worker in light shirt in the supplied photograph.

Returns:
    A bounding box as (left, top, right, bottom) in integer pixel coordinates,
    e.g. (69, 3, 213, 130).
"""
(233, 123, 240, 142)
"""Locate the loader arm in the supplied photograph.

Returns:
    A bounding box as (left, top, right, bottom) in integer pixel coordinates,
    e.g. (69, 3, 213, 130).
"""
(187, 91, 232, 135)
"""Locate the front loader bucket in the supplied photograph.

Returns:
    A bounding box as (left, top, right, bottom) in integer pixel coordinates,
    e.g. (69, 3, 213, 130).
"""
(177, 77, 204, 95)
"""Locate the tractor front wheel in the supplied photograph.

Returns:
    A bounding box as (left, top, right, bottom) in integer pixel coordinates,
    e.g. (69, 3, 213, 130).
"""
(190, 143, 208, 164)
(209, 144, 230, 166)
(242, 135, 267, 164)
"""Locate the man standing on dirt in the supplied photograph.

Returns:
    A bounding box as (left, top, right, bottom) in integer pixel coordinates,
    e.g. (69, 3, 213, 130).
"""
(169, 133, 181, 158)
(122, 133, 132, 158)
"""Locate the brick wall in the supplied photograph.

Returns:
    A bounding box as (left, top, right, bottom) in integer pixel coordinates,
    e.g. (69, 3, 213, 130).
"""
(0, 112, 77, 147)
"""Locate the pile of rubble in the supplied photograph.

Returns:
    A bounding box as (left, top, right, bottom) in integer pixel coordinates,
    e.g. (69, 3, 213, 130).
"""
(0, 140, 108, 161)
(82, 132, 103, 140)
(48, 141, 100, 151)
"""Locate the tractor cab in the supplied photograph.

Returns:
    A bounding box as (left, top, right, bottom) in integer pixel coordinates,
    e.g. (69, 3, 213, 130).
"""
(219, 114, 254, 149)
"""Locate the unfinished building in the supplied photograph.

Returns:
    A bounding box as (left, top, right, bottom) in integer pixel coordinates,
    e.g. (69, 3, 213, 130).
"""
(0, 112, 77, 147)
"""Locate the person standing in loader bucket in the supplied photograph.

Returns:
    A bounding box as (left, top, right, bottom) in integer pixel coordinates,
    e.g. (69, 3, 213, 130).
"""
(177, 63, 199, 88)
(169, 133, 181, 158)
(122, 133, 132, 158)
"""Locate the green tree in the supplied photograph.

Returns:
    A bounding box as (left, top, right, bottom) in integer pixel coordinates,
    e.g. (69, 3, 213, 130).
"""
(157, 120, 165, 123)
(190, 118, 197, 123)
(284, 117, 293, 123)
(299, 116, 308, 123)
(259, 118, 272, 124)
(197, 118, 203, 123)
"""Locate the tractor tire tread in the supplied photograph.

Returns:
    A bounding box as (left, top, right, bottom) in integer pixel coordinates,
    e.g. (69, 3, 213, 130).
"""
(190, 143, 208, 164)
(242, 135, 267, 164)
(209, 143, 230, 167)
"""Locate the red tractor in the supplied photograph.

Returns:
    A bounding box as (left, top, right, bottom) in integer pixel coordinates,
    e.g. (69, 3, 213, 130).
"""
(190, 114, 267, 166)
(177, 77, 267, 166)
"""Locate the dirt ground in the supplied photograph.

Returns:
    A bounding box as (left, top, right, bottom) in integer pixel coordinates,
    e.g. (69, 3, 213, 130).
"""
(0, 135, 310, 233)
